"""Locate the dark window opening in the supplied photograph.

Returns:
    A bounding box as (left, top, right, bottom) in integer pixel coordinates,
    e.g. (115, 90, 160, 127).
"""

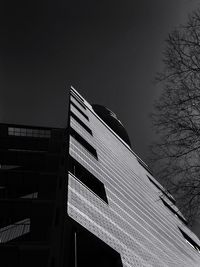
(71, 112, 92, 135)
(70, 101, 89, 121)
(71, 94, 86, 110)
(178, 227, 200, 252)
(160, 197, 187, 225)
(71, 90, 85, 102)
(70, 128, 97, 159)
(70, 224, 123, 267)
(69, 156, 108, 203)
(148, 175, 176, 205)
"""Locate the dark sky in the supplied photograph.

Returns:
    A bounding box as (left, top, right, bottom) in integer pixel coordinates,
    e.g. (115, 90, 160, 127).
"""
(1, 0, 200, 161)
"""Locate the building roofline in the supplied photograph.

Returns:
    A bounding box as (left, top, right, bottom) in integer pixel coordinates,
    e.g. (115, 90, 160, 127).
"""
(70, 85, 150, 172)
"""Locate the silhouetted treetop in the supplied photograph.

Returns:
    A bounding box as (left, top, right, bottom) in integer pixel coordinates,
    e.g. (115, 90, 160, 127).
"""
(151, 9, 200, 225)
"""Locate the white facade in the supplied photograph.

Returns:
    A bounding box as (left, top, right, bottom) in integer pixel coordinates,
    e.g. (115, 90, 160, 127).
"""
(67, 87, 200, 266)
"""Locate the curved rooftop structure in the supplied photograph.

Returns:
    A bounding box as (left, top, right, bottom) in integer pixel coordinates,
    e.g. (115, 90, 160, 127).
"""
(92, 104, 132, 148)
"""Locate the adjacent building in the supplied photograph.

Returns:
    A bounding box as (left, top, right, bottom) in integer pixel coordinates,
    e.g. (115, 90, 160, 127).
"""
(0, 86, 200, 266)
(0, 123, 66, 266)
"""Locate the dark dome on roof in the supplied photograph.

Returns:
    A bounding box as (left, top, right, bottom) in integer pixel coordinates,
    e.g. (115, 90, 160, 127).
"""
(92, 104, 132, 148)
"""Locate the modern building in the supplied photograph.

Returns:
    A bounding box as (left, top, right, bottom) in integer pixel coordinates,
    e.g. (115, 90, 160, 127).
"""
(0, 123, 67, 266)
(0, 86, 200, 266)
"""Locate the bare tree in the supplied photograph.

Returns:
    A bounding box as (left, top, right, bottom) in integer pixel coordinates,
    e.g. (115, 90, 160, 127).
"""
(150, 10, 200, 225)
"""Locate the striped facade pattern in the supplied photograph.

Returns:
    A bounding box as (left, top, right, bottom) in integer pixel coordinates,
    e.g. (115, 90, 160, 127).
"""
(67, 88, 200, 266)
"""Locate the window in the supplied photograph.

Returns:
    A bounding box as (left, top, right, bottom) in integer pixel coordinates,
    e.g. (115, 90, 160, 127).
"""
(71, 111, 92, 135)
(70, 101, 89, 121)
(160, 197, 187, 224)
(71, 94, 86, 110)
(148, 175, 175, 204)
(178, 227, 200, 252)
(70, 224, 123, 267)
(70, 128, 97, 159)
(0, 218, 30, 243)
(8, 127, 51, 138)
(71, 90, 85, 102)
(21, 192, 38, 199)
(69, 156, 108, 203)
